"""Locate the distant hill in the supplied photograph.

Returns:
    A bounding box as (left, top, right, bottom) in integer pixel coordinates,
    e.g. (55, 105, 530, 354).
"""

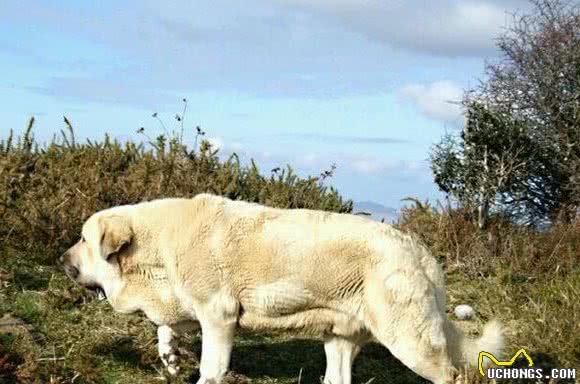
(353, 201, 399, 223)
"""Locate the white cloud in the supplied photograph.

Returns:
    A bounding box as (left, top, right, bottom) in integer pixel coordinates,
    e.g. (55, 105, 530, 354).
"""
(399, 81, 464, 124)
(260, 151, 273, 160)
(297, 152, 321, 167)
(271, 0, 527, 57)
(229, 142, 244, 151)
(351, 159, 385, 174)
(348, 157, 427, 177)
(2, 0, 532, 107)
(206, 136, 225, 151)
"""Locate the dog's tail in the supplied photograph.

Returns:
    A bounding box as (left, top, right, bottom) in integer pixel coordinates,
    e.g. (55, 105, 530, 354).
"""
(445, 318, 504, 368)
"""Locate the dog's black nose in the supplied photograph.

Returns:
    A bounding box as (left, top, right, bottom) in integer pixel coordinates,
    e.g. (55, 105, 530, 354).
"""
(64, 264, 79, 279)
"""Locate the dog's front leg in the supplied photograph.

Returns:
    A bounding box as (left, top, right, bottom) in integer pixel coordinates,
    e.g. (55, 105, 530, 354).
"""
(158, 321, 199, 376)
(196, 318, 236, 384)
(323, 336, 363, 384)
(158, 325, 180, 375)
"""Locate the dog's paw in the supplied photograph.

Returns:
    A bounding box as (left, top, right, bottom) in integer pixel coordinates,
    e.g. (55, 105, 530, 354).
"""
(161, 353, 180, 376)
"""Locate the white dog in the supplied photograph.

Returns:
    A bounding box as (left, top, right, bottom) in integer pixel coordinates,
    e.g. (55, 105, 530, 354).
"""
(61, 194, 503, 384)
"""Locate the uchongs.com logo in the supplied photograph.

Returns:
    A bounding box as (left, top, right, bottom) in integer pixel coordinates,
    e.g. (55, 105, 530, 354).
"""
(478, 349, 576, 380)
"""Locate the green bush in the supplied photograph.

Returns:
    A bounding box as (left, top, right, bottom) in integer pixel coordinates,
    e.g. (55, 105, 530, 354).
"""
(0, 121, 351, 263)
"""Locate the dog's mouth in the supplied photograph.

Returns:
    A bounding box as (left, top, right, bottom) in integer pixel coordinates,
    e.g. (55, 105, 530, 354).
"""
(85, 284, 107, 301)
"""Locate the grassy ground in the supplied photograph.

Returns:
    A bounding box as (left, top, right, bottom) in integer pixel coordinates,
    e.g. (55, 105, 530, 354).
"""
(0, 245, 578, 384)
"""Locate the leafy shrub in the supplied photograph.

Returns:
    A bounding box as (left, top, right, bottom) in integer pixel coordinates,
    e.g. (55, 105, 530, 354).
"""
(0, 120, 351, 263)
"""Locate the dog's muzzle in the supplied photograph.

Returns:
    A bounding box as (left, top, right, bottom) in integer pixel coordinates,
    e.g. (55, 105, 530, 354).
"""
(63, 264, 80, 280)
(60, 251, 106, 300)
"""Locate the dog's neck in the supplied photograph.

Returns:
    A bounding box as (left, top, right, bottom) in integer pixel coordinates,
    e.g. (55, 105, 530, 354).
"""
(104, 278, 133, 313)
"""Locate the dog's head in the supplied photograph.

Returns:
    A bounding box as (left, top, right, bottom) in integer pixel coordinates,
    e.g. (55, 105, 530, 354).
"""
(61, 212, 133, 299)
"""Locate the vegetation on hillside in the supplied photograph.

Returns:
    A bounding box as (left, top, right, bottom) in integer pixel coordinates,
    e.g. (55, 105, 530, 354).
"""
(0, 119, 351, 264)
(0, 123, 578, 383)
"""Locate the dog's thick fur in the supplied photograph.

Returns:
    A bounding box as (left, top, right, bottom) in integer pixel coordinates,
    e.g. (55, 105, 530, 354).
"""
(62, 194, 503, 384)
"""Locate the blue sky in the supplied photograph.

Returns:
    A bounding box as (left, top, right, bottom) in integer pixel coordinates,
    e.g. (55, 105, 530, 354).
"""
(0, 0, 530, 209)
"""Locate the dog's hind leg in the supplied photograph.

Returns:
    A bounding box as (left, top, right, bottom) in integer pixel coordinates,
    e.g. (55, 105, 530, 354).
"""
(323, 336, 364, 384)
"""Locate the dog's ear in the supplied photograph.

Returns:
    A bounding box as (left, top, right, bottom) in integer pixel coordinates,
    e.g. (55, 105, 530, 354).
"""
(99, 215, 133, 261)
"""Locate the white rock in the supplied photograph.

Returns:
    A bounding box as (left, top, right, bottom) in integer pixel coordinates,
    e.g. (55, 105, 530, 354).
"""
(454, 304, 475, 320)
